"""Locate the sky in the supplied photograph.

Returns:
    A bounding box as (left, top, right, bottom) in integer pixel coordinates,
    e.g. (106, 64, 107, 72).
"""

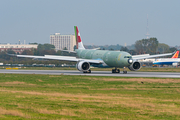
(0, 0, 180, 46)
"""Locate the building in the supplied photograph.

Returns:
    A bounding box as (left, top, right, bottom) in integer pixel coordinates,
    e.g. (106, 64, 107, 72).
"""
(50, 33, 76, 51)
(0, 43, 38, 54)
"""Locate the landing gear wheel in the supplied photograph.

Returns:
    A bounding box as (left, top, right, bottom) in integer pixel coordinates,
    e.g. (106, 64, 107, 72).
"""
(83, 69, 91, 73)
(112, 68, 120, 73)
(123, 71, 127, 74)
(88, 69, 91, 73)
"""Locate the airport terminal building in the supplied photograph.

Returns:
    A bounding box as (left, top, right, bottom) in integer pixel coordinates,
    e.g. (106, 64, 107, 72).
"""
(0, 43, 38, 54)
(50, 33, 76, 51)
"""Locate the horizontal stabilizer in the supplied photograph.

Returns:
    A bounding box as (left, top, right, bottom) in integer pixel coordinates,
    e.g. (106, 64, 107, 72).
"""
(92, 48, 101, 50)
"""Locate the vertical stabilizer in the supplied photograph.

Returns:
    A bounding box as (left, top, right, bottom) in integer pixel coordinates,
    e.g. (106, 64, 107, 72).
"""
(74, 26, 85, 49)
(172, 51, 179, 58)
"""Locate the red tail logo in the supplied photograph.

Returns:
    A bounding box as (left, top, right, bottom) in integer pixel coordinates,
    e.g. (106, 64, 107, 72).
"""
(75, 26, 82, 43)
(172, 51, 179, 58)
(77, 32, 82, 42)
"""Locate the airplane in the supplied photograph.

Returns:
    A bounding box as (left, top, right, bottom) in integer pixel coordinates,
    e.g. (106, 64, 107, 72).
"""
(153, 51, 180, 66)
(9, 26, 175, 74)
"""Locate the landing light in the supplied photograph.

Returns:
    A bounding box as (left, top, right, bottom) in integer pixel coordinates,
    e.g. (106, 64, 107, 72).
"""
(128, 59, 133, 64)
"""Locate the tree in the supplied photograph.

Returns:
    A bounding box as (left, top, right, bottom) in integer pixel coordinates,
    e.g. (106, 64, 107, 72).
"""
(0, 51, 9, 60)
(129, 49, 137, 55)
(32, 48, 38, 55)
(56, 50, 62, 55)
(120, 47, 129, 52)
(63, 47, 68, 50)
(74, 45, 77, 51)
(169, 47, 177, 53)
(147, 38, 159, 54)
(37, 44, 56, 56)
(39, 50, 56, 56)
(4, 49, 16, 61)
(38, 44, 55, 51)
(7, 49, 16, 54)
(135, 38, 159, 54)
(29, 43, 38, 45)
(21, 50, 33, 55)
(158, 43, 170, 53)
(135, 40, 144, 54)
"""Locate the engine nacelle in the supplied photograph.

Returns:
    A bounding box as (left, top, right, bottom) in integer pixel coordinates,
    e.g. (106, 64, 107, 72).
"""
(76, 61, 90, 72)
(128, 61, 141, 71)
(172, 63, 178, 67)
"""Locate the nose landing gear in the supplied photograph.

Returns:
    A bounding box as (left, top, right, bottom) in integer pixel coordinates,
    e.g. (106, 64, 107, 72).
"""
(123, 67, 127, 74)
(112, 67, 127, 74)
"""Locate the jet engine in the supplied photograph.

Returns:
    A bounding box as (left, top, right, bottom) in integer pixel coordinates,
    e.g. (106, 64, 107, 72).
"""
(76, 61, 90, 72)
(172, 63, 178, 67)
(128, 61, 141, 71)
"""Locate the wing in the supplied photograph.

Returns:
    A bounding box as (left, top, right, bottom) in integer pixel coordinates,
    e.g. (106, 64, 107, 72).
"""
(9, 54, 103, 64)
(133, 52, 175, 60)
(132, 54, 150, 59)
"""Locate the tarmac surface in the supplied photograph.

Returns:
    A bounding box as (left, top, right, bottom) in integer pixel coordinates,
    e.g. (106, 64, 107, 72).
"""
(0, 69, 180, 78)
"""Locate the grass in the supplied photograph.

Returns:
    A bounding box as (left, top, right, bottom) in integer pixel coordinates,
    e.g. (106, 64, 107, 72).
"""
(0, 74, 180, 119)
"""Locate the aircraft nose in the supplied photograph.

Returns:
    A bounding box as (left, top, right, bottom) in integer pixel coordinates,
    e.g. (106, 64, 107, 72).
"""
(128, 59, 133, 64)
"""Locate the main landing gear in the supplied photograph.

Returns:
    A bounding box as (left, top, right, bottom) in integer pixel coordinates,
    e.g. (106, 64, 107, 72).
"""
(83, 69, 91, 73)
(112, 67, 127, 74)
(112, 68, 120, 73)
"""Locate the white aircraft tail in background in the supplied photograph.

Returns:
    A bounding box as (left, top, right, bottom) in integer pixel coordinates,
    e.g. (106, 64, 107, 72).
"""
(74, 26, 85, 50)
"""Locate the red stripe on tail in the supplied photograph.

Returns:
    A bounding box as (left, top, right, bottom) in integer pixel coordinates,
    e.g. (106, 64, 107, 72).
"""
(76, 27, 82, 42)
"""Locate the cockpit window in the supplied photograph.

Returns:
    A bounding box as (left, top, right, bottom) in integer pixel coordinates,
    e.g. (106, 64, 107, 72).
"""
(124, 56, 132, 58)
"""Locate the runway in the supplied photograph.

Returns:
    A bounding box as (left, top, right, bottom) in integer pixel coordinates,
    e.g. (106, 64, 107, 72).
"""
(0, 69, 180, 78)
